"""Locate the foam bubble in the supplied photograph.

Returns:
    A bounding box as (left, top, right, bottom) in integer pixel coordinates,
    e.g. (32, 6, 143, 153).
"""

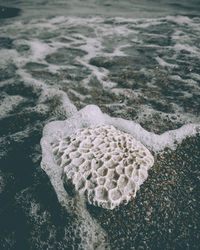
(27, 40, 54, 61)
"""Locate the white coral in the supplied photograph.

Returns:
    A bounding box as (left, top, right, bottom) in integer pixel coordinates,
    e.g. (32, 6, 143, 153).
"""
(52, 125, 154, 210)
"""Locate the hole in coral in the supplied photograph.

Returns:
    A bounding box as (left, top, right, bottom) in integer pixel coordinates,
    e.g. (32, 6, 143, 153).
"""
(113, 171, 120, 180)
(125, 166, 133, 177)
(88, 153, 94, 160)
(63, 159, 72, 166)
(96, 187, 108, 200)
(110, 189, 121, 201)
(98, 177, 106, 185)
(97, 167, 108, 176)
(72, 157, 85, 166)
(105, 155, 111, 161)
(136, 163, 140, 170)
(73, 140, 81, 148)
(87, 173, 92, 180)
(118, 175, 129, 188)
(106, 180, 117, 190)
(77, 178, 85, 190)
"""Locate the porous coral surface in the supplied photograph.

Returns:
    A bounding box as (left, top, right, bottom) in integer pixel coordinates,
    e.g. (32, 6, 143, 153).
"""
(52, 125, 154, 209)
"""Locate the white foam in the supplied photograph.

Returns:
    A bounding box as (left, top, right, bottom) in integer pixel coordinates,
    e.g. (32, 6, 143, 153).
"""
(135, 104, 200, 133)
(169, 75, 200, 91)
(3, 15, 199, 131)
(108, 113, 200, 152)
(23, 40, 56, 62)
(0, 94, 24, 119)
(155, 56, 178, 68)
(173, 43, 200, 56)
(166, 15, 193, 25)
(102, 80, 117, 89)
(0, 49, 19, 66)
(68, 89, 91, 101)
(16, 69, 77, 119)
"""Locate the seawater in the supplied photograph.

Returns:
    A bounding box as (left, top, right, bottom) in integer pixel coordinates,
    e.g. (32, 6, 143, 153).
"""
(0, 0, 200, 249)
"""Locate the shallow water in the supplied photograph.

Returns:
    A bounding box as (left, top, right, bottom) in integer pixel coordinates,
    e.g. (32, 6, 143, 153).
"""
(0, 0, 200, 249)
(1, 0, 200, 18)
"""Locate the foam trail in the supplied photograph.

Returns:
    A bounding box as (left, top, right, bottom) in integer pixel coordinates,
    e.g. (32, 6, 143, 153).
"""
(41, 104, 200, 154)
(17, 69, 77, 119)
(64, 105, 200, 152)
(49, 104, 200, 152)
(109, 116, 200, 152)
(41, 108, 109, 249)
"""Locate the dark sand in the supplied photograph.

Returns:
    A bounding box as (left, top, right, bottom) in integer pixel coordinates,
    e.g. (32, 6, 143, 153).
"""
(88, 134, 200, 249)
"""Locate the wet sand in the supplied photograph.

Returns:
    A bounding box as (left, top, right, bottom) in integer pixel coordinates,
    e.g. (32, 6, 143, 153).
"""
(88, 134, 200, 249)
